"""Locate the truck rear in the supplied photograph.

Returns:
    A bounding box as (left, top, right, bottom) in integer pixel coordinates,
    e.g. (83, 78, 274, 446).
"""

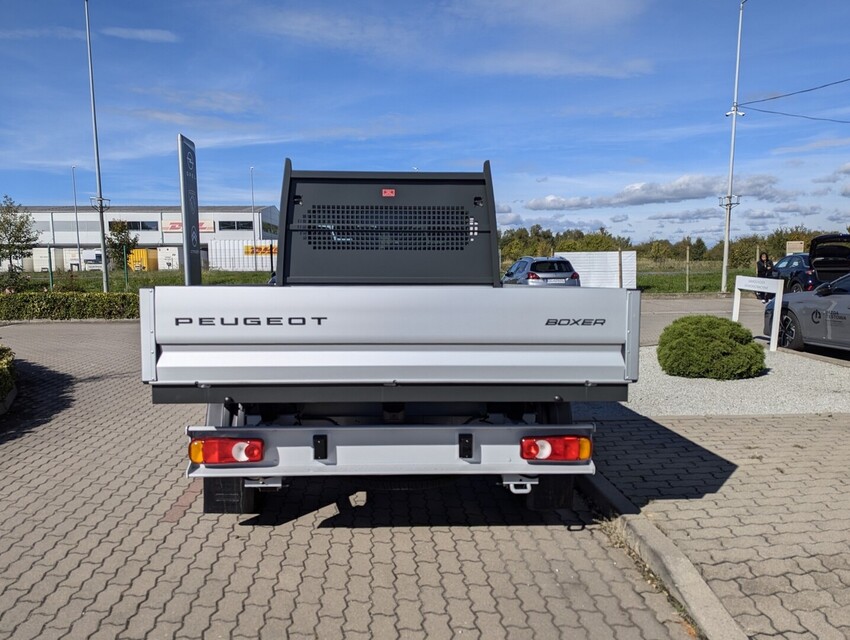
(141, 160, 640, 512)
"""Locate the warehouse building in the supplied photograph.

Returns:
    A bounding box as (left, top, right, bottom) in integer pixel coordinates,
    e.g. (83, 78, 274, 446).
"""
(22, 205, 279, 272)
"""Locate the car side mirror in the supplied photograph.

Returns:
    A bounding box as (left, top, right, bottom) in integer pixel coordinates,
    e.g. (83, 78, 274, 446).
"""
(504, 271, 514, 277)
(815, 284, 832, 296)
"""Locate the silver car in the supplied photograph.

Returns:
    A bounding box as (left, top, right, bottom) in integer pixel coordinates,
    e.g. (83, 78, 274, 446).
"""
(502, 256, 581, 287)
(765, 273, 850, 352)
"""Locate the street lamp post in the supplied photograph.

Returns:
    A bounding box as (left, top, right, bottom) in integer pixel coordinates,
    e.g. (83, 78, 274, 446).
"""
(250, 166, 257, 271)
(72, 166, 82, 270)
(720, 0, 747, 293)
(84, 0, 109, 292)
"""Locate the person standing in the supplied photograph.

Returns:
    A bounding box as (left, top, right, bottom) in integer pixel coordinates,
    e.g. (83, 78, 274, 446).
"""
(756, 252, 774, 301)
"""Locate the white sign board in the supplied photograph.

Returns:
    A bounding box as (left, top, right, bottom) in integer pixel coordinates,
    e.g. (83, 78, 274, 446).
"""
(554, 251, 637, 288)
(732, 276, 784, 351)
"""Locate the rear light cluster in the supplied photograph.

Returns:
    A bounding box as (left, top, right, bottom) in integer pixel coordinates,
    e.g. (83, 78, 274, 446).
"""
(189, 438, 264, 464)
(520, 436, 592, 461)
(526, 272, 580, 280)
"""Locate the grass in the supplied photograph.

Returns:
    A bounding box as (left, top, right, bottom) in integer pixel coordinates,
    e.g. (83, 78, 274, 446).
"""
(21, 259, 754, 295)
(23, 268, 270, 293)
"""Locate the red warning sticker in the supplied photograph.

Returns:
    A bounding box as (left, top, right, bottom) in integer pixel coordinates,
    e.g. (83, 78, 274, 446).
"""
(382, 188, 396, 198)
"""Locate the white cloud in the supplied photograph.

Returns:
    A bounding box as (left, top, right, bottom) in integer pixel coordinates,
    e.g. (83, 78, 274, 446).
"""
(458, 51, 651, 79)
(610, 214, 629, 223)
(496, 203, 513, 213)
(647, 208, 721, 223)
(526, 195, 593, 210)
(101, 28, 179, 43)
(0, 27, 83, 40)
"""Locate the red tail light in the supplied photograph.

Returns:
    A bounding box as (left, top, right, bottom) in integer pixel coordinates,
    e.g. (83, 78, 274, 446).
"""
(189, 438, 264, 464)
(570, 272, 580, 280)
(520, 436, 592, 461)
(527, 272, 540, 280)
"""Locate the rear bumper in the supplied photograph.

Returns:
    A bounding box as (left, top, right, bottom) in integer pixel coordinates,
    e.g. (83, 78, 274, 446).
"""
(186, 422, 596, 479)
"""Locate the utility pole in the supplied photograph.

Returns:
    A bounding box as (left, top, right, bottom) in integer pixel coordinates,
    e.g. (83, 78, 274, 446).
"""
(84, 0, 109, 292)
(72, 166, 82, 270)
(720, 0, 747, 293)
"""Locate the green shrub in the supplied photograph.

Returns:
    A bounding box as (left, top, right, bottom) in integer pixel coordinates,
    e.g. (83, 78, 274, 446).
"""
(657, 315, 765, 380)
(0, 292, 139, 320)
(0, 346, 15, 398)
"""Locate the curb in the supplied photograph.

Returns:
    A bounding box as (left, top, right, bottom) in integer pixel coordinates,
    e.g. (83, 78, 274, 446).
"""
(578, 474, 749, 640)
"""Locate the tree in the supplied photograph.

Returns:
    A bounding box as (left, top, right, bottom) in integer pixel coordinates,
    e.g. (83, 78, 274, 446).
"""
(0, 195, 38, 290)
(106, 220, 139, 270)
(690, 237, 707, 261)
(555, 227, 631, 252)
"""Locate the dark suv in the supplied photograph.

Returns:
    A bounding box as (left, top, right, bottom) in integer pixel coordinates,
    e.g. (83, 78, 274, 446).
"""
(769, 253, 818, 293)
(502, 256, 580, 287)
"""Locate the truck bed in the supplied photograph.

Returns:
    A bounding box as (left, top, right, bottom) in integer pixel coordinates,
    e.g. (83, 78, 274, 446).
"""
(141, 285, 640, 405)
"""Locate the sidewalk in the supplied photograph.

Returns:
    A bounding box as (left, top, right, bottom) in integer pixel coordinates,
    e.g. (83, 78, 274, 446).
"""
(579, 408, 850, 639)
(577, 294, 850, 639)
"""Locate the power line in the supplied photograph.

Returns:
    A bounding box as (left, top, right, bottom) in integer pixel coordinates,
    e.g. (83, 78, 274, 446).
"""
(744, 106, 850, 124)
(741, 77, 850, 106)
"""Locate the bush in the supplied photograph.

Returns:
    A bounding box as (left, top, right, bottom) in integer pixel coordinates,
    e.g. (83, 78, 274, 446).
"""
(0, 346, 14, 398)
(0, 292, 139, 320)
(657, 315, 765, 380)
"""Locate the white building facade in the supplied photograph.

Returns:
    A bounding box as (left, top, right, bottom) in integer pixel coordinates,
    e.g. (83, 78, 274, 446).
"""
(23, 205, 280, 272)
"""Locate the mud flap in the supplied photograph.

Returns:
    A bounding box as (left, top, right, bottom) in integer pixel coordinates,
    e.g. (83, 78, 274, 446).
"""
(203, 477, 260, 514)
(526, 475, 575, 511)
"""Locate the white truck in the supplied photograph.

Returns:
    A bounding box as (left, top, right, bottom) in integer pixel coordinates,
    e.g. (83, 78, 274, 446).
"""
(140, 161, 641, 512)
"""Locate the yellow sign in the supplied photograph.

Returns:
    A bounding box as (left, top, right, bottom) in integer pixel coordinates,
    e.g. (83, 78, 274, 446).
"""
(243, 245, 279, 256)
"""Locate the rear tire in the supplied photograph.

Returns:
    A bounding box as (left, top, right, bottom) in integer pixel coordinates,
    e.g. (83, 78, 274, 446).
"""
(779, 311, 805, 350)
(790, 281, 804, 293)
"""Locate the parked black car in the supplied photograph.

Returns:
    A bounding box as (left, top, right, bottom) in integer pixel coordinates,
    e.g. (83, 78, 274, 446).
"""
(769, 253, 819, 293)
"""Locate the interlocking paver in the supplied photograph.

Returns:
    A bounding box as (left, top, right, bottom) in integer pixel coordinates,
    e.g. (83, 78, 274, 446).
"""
(592, 411, 850, 640)
(0, 322, 696, 639)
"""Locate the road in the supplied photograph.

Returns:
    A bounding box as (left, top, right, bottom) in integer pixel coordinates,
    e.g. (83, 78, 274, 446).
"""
(0, 322, 695, 640)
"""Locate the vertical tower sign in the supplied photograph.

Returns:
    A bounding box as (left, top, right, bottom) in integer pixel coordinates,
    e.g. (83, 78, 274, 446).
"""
(178, 134, 202, 285)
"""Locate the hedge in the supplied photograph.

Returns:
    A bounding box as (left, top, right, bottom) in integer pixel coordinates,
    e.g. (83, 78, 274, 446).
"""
(0, 292, 139, 320)
(657, 315, 765, 380)
(0, 346, 14, 399)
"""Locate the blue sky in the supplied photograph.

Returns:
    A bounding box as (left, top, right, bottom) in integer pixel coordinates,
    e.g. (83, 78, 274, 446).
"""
(2, 0, 850, 244)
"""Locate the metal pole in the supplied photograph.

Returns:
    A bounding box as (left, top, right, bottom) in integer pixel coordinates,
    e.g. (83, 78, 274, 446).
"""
(721, 0, 747, 293)
(250, 166, 257, 271)
(72, 166, 82, 270)
(48, 245, 54, 291)
(84, 0, 109, 292)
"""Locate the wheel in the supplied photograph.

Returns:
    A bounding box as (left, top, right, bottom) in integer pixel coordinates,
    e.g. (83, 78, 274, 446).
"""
(790, 281, 803, 293)
(778, 311, 805, 350)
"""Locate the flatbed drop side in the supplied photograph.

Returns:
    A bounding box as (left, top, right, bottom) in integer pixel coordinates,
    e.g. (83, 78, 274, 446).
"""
(141, 160, 640, 512)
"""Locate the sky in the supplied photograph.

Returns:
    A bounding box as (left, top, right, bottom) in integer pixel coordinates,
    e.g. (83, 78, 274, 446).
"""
(2, 0, 850, 245)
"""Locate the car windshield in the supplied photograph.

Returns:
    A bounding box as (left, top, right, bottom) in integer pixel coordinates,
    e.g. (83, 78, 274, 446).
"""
(531, 261, 571, 273)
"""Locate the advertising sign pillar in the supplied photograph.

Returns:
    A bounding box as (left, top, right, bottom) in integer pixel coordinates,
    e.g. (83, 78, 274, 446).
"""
(178, 134, 202, 286)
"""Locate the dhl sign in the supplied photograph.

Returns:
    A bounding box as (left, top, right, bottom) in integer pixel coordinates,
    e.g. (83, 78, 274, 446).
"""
(243, 245, 279, 256)
(163, 221, 216, 233)
(163, 221, 215, 232)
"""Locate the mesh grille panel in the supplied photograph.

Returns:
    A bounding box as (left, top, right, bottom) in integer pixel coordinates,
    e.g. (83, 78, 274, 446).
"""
(295, 205, 480, 251)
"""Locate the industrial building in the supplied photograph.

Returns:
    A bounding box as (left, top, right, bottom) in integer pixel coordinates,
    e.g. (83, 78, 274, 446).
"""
(22, 205, 279, 272)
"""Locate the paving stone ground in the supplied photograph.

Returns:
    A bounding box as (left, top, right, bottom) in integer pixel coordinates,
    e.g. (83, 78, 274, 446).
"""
(0, 322, 694, 640)
(591, 413, 850, 640)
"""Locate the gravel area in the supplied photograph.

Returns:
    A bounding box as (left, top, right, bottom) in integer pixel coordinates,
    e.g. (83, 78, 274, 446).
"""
(574, 346, 850, 419)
